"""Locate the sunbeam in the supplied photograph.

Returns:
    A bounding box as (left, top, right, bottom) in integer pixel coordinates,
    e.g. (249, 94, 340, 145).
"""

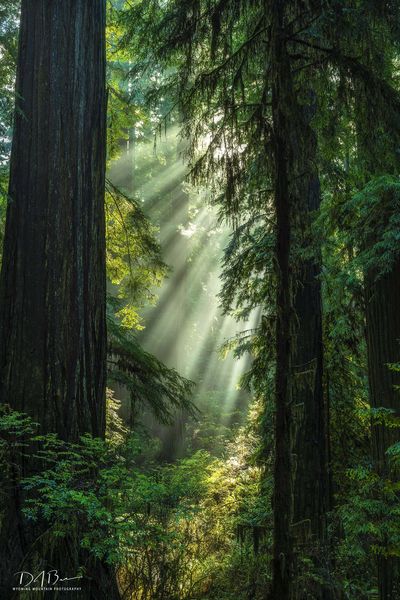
(107, 126, 258, 458)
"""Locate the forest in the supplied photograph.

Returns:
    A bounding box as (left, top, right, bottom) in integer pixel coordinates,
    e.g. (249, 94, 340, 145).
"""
(0, 1, 400, 599)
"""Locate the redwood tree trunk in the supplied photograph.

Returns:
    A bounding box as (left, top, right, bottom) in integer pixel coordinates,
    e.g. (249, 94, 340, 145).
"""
(355, 76, 400, 599)
(269, 2, 295, 597)
(292, 236, 327, 538)
(365, 261, 400, 475)
(269, 3, 331, 597)
(291, 105, 331, 598)
(0, 0, 107, 440)
(0, 1, 119, 597)
(365, 260, 400, 600)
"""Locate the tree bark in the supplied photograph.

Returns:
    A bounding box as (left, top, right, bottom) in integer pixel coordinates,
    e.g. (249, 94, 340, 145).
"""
(354, 75, 400, 599)
(0, 1, 119, 597)
(269, 4, 331, 597)
(365, 261, 400, 475)
(365, 260, 400, 600)
(269, 2, 295, 597)
(291, 100, 332, 598)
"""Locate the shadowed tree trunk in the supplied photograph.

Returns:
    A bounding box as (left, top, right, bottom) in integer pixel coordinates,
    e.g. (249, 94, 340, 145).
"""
(269, 1, 295, 597)
(291, 97, 332, 599)
(354, 78, 400, 600)
(0, 1, 119, 597)
(269, 3, 331, 597)
(366, 262, 400, 475)
(365, 260, 400, 600)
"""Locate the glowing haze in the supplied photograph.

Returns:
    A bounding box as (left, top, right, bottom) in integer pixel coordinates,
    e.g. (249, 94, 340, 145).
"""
(108, 126, 258, 448)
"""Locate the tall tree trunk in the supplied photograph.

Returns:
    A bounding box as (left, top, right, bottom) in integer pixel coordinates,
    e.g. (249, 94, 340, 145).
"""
(269, 1, 295, 597)
(354, 77, 400, 599)
(269, 4, 331, 598)
(0, 1, 119, 597)
(365, 262, 400, 474)
(291, 98, 332, 598)
(365, 260, 400, 600)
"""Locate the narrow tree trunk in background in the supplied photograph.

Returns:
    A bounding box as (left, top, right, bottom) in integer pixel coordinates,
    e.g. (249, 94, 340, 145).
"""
(159, 134, 189, 460)
(0, 1, 119, 597)
(365, 260, 400, 600)
(269, 2, 294, 597)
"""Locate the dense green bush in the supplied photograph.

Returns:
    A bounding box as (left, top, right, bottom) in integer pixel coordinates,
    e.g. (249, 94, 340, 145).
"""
(0, 404, 269, 599)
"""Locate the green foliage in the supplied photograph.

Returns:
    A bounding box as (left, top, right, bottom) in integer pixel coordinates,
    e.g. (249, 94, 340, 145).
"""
(0, 0, 19, 262)
(0, 406, 40, 479)
(0, 406, 269, 599)
(107, 297, 195, 424)
(331, 404, 400, 597)
(0, 0, 19, 163)
(105, 179, 167, 329)
(334, 460, 399, 597)
(220, 217, 275, 320)
(339, 176, 400, 279)
(1, 1, 400, 598)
